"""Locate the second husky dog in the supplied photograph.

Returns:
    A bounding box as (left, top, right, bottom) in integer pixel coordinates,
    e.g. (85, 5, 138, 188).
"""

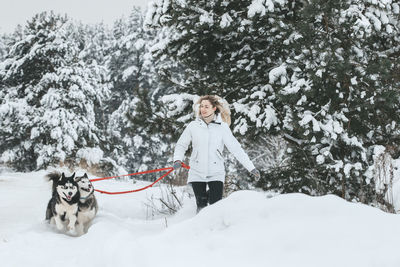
(45, 172, 80, 235)
(74, 173, 98, 235)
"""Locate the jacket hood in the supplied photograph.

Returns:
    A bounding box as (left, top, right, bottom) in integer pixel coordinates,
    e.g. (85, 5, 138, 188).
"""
(193, 95, 231, 125)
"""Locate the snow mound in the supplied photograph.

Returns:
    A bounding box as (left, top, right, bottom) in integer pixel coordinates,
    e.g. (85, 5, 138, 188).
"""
(1, 172, 400, 267)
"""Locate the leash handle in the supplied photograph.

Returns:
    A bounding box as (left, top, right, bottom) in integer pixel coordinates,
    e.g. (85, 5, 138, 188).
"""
(90, 163, 190, 195)
(180, 162, 190, 170)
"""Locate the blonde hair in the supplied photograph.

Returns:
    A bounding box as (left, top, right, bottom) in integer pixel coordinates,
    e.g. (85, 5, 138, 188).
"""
(193, 95, 231, 126)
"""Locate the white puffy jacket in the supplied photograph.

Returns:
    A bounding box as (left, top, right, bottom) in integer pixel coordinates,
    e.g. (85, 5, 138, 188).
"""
(173, 115, 255, 183)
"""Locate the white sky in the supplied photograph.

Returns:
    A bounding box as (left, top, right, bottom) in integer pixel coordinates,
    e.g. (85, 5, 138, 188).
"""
(0, 0, 150, 34)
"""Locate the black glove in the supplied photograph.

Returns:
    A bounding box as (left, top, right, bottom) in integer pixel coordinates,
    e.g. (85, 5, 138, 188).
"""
(173, 160, 182, 170)
(250, 168, 260, 181)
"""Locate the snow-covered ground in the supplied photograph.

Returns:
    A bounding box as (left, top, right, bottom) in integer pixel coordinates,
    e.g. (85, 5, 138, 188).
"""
(1, 170, 400, 267)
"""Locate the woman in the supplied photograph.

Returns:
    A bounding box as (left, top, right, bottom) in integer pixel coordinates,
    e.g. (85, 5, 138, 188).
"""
(173, 95, 260, 212)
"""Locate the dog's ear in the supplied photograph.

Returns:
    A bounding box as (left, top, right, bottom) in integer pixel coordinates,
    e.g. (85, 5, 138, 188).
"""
(84, 173, 88, 178)
(73, 176, 81, 182)
(71, 172, 75, 179)
(61, 172, 65, 179)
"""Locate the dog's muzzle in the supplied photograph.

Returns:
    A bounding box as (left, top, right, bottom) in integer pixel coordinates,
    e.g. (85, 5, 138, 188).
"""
(63, 193, 73, 201)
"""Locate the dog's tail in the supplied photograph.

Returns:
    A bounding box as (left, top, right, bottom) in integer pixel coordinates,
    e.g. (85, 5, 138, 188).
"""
(46, 172, 61, 193)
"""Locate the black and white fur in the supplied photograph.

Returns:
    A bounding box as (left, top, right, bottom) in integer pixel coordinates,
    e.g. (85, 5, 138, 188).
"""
(45, 172, 80, 235)
(74, 173, 98, 235)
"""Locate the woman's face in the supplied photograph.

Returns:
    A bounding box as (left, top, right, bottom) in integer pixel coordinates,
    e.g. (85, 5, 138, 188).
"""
(200, 100, 216, 117)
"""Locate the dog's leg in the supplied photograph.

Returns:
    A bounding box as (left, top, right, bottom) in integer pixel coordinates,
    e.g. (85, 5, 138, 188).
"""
(67, 214, 77, 234)
(83, 222, 89, 234)
(75, 222, 84, 236)
(67, 208, 80, 236)
(54, 215, 65, 231)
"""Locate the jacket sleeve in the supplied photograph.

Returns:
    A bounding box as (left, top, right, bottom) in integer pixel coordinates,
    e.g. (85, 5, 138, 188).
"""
(222, 123, 255, 172)
(173, 123, 192, 162)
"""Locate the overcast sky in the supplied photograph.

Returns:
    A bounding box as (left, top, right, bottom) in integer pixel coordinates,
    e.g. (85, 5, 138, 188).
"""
(0, 0, 150, 34)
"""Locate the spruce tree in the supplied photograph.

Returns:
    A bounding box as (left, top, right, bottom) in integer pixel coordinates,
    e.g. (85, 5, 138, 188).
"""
(268, 0, 400, 201)
(0, 12, 110, 171)
(106, 8, 172, 174)
(0, 34, 7, 61)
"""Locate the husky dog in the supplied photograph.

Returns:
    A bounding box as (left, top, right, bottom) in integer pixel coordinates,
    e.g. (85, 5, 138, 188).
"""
(74, 173, 98, 235)
(45, 172, 80, 235)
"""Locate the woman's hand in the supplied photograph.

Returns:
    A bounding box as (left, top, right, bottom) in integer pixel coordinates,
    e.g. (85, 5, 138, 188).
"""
(250, 168, 260, 181)
(173, 160, 182, 170)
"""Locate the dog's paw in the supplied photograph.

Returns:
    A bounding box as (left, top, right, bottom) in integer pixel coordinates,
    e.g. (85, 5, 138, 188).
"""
(55, 223, 64, 231)
(68, 229, 78, 236)
(75, 225, 85, 236)
(67, 226, 78, 236)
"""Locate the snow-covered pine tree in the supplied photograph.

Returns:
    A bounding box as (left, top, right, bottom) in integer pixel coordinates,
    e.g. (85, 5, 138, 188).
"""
(146, 0, 300, 98)
(0, 11, 110, 171)
(0, 26, 24, 62)
(106, 8, 173, 175)
(271, 0, 400, 202)
(108, 9, 150, 114)
(65, 22, 114, 155)
(0, 34, 7, 61)
(72, 22, 113, 66)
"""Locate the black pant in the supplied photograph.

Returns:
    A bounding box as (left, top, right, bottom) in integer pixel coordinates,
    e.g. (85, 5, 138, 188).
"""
(191, 181, 223, 212)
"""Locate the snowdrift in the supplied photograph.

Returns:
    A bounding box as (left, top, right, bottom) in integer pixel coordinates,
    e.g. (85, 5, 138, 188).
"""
(1, 171, 400, 267)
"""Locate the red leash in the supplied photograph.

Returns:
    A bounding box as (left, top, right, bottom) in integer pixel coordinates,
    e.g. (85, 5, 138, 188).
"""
(89, 162, 190, 195)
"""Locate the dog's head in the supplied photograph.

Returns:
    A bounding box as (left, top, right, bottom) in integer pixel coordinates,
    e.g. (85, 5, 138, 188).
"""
(56, 172, 79, 202)
(74, 173, 94, 198)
